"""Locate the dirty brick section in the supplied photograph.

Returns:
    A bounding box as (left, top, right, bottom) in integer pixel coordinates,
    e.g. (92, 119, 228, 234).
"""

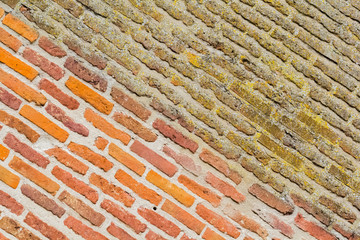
(0, 0, 359, 239)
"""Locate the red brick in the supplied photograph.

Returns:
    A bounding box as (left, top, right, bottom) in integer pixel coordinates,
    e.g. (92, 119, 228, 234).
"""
(295, 214, 336, 240)
(65, 57, 107, 91)
(38, 36, 66, 57)
(0, 46, 38, 80)
(23, 48, 64, 80)
(0, 232, 9, 240)
(181, 234, 196, 240)
(101, 199, 146, 234)
(163, 145, 202, 176)
(333, 224, 360, 239)
(10, 156, 60, 194)
(58, 191, 105, 226)
(89, 173, 135, 207)
(68, 142, 113, 172)
(95, 137, 109, 150)
(205, 172, 245, 203)
(64, 216, 107, 240)
(161, 199, 205, 235)
(0, 86, 22, 110)
(131, 140, 177, 177)
(24, 212, 69, 240)
(202, 228, 226, 240)
(21, 184, 65, 218)
(39, 78, 79, 110)
(0, 165, 20, 188)
(84, 108, 130, 145)
(20, 105, 69, 143)
(46, 102, 89, 136)
(2, 13, 38, 42)
(4, 133, 49, 168)
(0, 144, 10, 161)
(108, 142, 146, 176)
(178, 174, 221, 207)
(111, 87, 151, 121)
(319, 195, 356, 223)
(0, 190, 23, 215)
(115, 169, 162, 205)
(46, 147, 88, 175)
(66, 76, 113, 114)
(113, 112, 157, 142)
(0, 27, 22, 51)
(107, 222, 135, 240)
(138, 207, 181, 237)
(199, 149, 242, 184)
(52, 166, 98, 203)
(0, 217, 40, 240)
(146, 170, 195, 207)
(290, 193, 331, 226)
(0, 68, 46, 106)
(249, 184, 293, 214)
(254, 209, 294, 238)
(146, 231, 167, 240)
(153, 119, 198, 153)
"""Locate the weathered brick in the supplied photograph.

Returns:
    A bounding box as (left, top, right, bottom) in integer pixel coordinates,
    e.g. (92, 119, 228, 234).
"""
(64, 216, 107, 240)
(39, 79, 79, 110)
(107, 222, 135, 240)
(0, 144, 9, 161)
(4, 133, 49, 168)
(138, 207, 181, 237)
(196, 204, 240, 238)
(178, 174, 221, 207)
(84, 108, 130, 145)
(146, 231, 167, 240)
(46, 147, 88, 175)
(202, 228, 226, 240)
(0, 110, 39, 143)
(65, 76, 113, 114)
(65, 57, 107, 91)
(52, 166, 98, 203)
(0, 68, 46, 106)
(94, 137, 108, 150)
(205, 172, 245, 203)
(294, 214, 336, 240)
(89, 173, 135, 207)
(319, 195, 356, 223)
(0, 86, 22, 110)
(46, 102, 89, 136)
(199, 149, 242, 184)
(2, 14, 38, 42)
(115, 169, 162, 205)
(0, 47, 38, 80)
(10, 156, 60, 194)
(113, 112, 157, 142)
(161, 199, 205, 235)
(68, 142, 113, 172)
(24, 212, 69, 240)
(0, 190, 23, 215)
(21, 184, 65, 217)
(38, 36, 67, 57)
(20, 105, 69, 142)
(111, 87, 151, 121)
(153, 119, 198, 153)
(101, 199, 146, 234)
(248, 184, 294, 214)
(131, 140, 177, 177)
(163, 145, 202, 176)
(0, 27, 22, 52)
(0, 217, 40, 240)
(108, 142, 146, 176)
(58, 191, 105, 226)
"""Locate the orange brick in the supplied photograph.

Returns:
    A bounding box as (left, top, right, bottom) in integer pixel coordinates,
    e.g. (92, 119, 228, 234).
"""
(94, 137, 108, 150)
(65, 76, 113, 114)
(19, 105, 69, 143)
(68, 142, 113, 172)
(0, 144, 9, 161)
(9, 156, 60, 194)
(202, 228, 226, 240)
(2, 13, 38, 42)
(84, 108, 131, 145)
(108, 143, 146, 176)
(0, 47, 38, 80)
(178, 174, 221, 207)
(0, 27, 22, 51)
(0, 8, 4, 18)
(0, 68, 46, 105)
(0, 165, 20, 188)
(146, 170, 195, 207)
(115, 169, 162, 205)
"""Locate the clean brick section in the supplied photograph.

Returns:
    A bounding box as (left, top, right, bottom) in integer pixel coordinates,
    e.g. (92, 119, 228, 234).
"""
(38, 36, 67, 57)
(64, 216, 107, 240)
(0, 165, 20, 188)
(0, 144, 9, 160)
(107, 223, 135, 240)
(0, 190, 24, 215)
(0, 86, 22, 110)
(0, 27, 22, 51)
(2, 13, 38, 42)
